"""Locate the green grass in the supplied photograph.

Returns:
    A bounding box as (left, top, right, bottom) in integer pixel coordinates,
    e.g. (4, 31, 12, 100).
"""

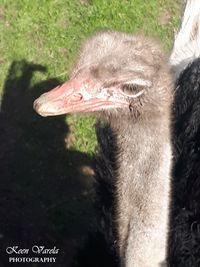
(0, 0, 181, 155)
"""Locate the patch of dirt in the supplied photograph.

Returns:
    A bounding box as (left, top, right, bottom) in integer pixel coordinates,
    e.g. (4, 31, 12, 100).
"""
(58, 47, 68, 56)
(79, 0, 90, 5)
(159, 9, 172, 25)
(0, 58, 5, 64)
(59, 19, 69, 29)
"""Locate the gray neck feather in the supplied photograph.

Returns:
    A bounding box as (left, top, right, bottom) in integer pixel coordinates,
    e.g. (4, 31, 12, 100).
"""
(110, 115, 171, 267)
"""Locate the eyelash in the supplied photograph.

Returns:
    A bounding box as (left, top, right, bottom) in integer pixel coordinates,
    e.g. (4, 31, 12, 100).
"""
(121, 84, 142, 94)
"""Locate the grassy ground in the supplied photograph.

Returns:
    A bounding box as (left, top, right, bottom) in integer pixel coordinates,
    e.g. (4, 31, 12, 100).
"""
(0, 0, 180, 154)
(0, 1, 181, 266)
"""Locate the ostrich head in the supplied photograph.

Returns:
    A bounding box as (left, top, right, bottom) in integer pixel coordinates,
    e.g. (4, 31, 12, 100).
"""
(34, 31, 172, 121)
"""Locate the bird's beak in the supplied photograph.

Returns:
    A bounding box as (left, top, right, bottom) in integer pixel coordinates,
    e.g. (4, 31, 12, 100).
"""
(33, 77, 129, 117)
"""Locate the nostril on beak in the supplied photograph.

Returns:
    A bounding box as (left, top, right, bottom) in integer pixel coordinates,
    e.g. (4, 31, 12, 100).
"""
(70, 93, 83, 103)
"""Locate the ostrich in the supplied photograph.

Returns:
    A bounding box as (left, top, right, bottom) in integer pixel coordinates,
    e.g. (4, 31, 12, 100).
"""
(168, 0, 200, 266)
(34, 32, 173, 267)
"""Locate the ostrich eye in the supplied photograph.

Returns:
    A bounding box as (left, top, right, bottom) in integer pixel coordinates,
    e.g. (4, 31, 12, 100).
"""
(119, 83, 144, 98)
(121, 84, 143, 95)
(119, 79, 151, 98)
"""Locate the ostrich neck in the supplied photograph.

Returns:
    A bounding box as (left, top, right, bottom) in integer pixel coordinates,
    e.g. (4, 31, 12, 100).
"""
(111, 116, 171, 267)
(113, 116, 171, 190)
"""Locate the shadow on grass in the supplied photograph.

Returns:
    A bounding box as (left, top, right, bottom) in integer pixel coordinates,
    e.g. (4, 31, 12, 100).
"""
(0, 61, 96, 267)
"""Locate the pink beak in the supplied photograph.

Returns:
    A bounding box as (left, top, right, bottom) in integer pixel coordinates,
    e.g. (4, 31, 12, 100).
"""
(33, 77, 129, 117)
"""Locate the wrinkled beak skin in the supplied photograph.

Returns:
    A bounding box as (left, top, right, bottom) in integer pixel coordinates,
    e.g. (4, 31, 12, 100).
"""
(33, 77, 129, 117)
